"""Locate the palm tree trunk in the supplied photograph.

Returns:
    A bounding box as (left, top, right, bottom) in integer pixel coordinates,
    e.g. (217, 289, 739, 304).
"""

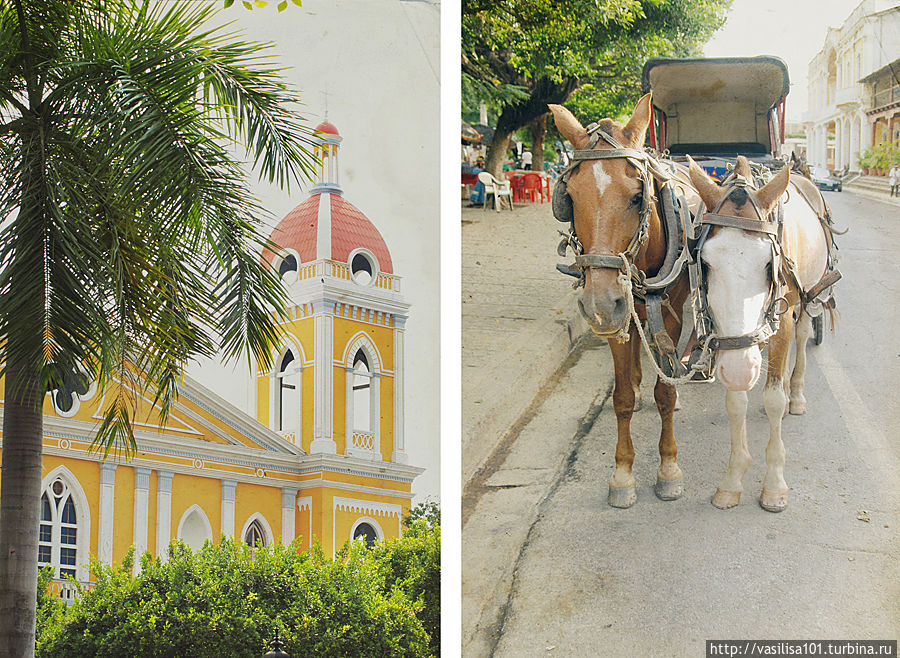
(0, 356, 44, 658)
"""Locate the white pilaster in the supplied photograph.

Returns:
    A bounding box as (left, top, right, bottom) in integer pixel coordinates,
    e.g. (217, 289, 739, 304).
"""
(316, 192, 331, 262)
(98, 463, 117, 564)
(156, 471, 173, 560)
(281, 487, 298, 545)
(221, 479, 237, 539)
(311, 299, 336, 453)
(392, 317, 408, 463)
(344, 365, 353, 453)
(297, 496, 313, 548)
(371, 372, 381, 459)
(132, 467, 151, 574)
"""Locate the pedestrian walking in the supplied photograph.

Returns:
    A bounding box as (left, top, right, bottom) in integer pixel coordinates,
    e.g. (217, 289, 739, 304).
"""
(889, 163, 899, 197)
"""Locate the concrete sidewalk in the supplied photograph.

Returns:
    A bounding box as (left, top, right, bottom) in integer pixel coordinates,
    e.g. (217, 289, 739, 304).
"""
(461, 199, 588, 491)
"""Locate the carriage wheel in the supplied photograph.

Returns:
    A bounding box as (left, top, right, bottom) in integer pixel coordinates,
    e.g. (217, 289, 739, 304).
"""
(812, 314, 824, 346)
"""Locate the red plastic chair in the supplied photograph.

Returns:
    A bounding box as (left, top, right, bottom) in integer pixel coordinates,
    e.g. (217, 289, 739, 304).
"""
(522, 172, 546, 203)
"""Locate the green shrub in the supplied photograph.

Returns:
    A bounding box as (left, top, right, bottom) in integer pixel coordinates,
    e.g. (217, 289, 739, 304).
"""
(36, 538, 432, 657)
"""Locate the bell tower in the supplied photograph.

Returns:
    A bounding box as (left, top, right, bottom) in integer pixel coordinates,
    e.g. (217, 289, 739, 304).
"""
(255, 121, 411, 464)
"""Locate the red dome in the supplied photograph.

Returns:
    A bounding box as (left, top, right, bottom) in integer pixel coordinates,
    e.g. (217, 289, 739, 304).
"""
(315, 120, 340, 136)
(263, 193, 393, 274)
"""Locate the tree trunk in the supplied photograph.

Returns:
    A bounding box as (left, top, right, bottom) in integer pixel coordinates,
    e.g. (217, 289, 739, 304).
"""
(530, 115, 546, 174)
(0, 355, 44, 658)
(485, 128, 513, 178)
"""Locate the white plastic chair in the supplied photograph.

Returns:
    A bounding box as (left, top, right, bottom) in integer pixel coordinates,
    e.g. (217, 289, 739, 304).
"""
(477, 171, 513, 211)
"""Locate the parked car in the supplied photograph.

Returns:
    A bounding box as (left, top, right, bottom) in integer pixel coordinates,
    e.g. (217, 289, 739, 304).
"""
(811, 166, 842, 192)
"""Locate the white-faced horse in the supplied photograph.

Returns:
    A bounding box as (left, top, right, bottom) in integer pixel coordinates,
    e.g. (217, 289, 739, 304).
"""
(687, 156, 839, 511)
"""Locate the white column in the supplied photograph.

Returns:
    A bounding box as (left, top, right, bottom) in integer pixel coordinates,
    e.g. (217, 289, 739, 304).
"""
(371, 372, 381, 460)
(850, 115, 860, 171)
(281, 487, 298, 545)
(311, 300, 336, 453)
(221, 479, 237, 539)
(98, 463, 117, 564)
(155, 471, 173, 560)
(834, 120, 842, 169)
(392, 316, 408, 463)
(344, 365, 354, 452)
(132, 467, 151, 574)
(268, 370, 278, 431)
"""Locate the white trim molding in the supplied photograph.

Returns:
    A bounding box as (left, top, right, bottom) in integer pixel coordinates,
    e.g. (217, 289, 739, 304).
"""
(133, 467, 152, 574)
(281, 487, 298, 545)
(311, 301, 336, 454)
(155, 471, 174, 560)
(98, 462, 117, 564)
(220, 479, 237, 539)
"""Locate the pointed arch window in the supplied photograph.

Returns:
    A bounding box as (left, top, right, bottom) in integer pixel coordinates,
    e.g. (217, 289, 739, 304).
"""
(352, 350, 371, 432)
(244, 520, 267, 549)
(38, 478, 80, 579)
(277, 349, 301, 434)
(344, 337, 381, 459)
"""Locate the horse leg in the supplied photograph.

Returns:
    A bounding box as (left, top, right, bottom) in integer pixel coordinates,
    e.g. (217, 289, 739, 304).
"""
(608, 329, 638, 508)
(712, 389, 752, 509)
(654, 376, 683, 500)
(788, 311, 812, 415)
(760, 314, 794, 512)
(631, 332, 643, 411)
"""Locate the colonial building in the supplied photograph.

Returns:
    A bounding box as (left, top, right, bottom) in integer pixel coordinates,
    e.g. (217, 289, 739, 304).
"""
(3, 121, 421, 595)
(804, 0, 900, 171)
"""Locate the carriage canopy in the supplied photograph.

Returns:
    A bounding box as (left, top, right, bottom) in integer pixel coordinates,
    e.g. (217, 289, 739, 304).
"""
(641, 56, 790, 159)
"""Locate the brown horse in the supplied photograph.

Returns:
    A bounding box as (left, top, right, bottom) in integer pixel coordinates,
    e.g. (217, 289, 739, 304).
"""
(550, 95, 701, 507)
(687, 156, 838, 511)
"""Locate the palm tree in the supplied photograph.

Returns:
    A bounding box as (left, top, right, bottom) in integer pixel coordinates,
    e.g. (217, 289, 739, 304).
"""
(0, 1, 317, 653)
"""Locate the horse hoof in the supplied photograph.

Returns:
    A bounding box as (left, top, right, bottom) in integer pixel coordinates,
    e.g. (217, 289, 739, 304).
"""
(789, 400, 806, 415)
(759, 489, 788, 513)
(608, 485, 637, 508)
(712, 489, 741, 509)
(655, 477, 683, 501)
(633, 395, 643, 412)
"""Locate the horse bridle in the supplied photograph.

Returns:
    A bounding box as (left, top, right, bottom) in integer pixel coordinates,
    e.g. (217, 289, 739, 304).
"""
(696, 173, 790, 351)
(554, 123, 673, 282)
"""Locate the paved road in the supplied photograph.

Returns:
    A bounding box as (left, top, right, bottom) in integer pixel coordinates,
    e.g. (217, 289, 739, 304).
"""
(462, 191, 900, 656)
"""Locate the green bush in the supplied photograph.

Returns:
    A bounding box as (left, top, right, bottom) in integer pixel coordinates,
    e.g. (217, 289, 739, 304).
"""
(36, 535, 434, 657)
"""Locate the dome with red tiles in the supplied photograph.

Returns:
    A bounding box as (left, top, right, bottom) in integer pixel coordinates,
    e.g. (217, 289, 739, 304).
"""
(315, 120, 340, 136)
(263, 192, 393, 274)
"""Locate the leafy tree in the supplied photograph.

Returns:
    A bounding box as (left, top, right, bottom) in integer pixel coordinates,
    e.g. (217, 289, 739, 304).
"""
(224, 0, 303, 11)
(462, 0, 732, 174)
(0, 1, 317, 653)
(36, 539, 431, 657)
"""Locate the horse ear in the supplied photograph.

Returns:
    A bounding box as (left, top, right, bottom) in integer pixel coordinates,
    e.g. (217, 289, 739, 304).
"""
(687, 155, 723, 211)
(734, 155, 752, 179)
(623, 93, 652, 148)
(549, 105, 589, 150)
(754, 165, 790, 214)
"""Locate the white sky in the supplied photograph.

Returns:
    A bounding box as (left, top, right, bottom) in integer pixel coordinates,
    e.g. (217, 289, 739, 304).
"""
(703, 0, 871, 121)
(187, 0, 441, 503)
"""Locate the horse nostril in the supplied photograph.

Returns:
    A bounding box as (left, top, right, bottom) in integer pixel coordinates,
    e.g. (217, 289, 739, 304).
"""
(613, 296, 626, 317)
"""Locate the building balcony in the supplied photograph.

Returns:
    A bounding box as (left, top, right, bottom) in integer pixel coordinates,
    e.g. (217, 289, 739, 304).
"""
(834, 84, 862, 109)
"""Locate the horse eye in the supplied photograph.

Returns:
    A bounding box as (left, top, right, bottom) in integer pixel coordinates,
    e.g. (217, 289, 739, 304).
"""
(630, 193, 643, 208)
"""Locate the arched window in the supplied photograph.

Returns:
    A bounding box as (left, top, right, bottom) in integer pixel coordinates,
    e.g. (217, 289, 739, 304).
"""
(38, 478, 80, 579)
(352, 350, 371, 432)
(349, 249, 378, 286)
(244, 520, 267, 549)
(353, 522, 377, 548)
(275, 250, 300, 284)
(177, 505, 212, 551)
(51, 369, 95, 417)
(277, 349, 300, 434)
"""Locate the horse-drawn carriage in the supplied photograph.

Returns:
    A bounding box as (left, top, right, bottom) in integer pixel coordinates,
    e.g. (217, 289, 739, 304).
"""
(640, 55, 831, 344)
(549, 55, 842, 511)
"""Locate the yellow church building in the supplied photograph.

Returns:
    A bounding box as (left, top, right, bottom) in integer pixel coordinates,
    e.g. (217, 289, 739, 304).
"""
(3, 121, 422, 596)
